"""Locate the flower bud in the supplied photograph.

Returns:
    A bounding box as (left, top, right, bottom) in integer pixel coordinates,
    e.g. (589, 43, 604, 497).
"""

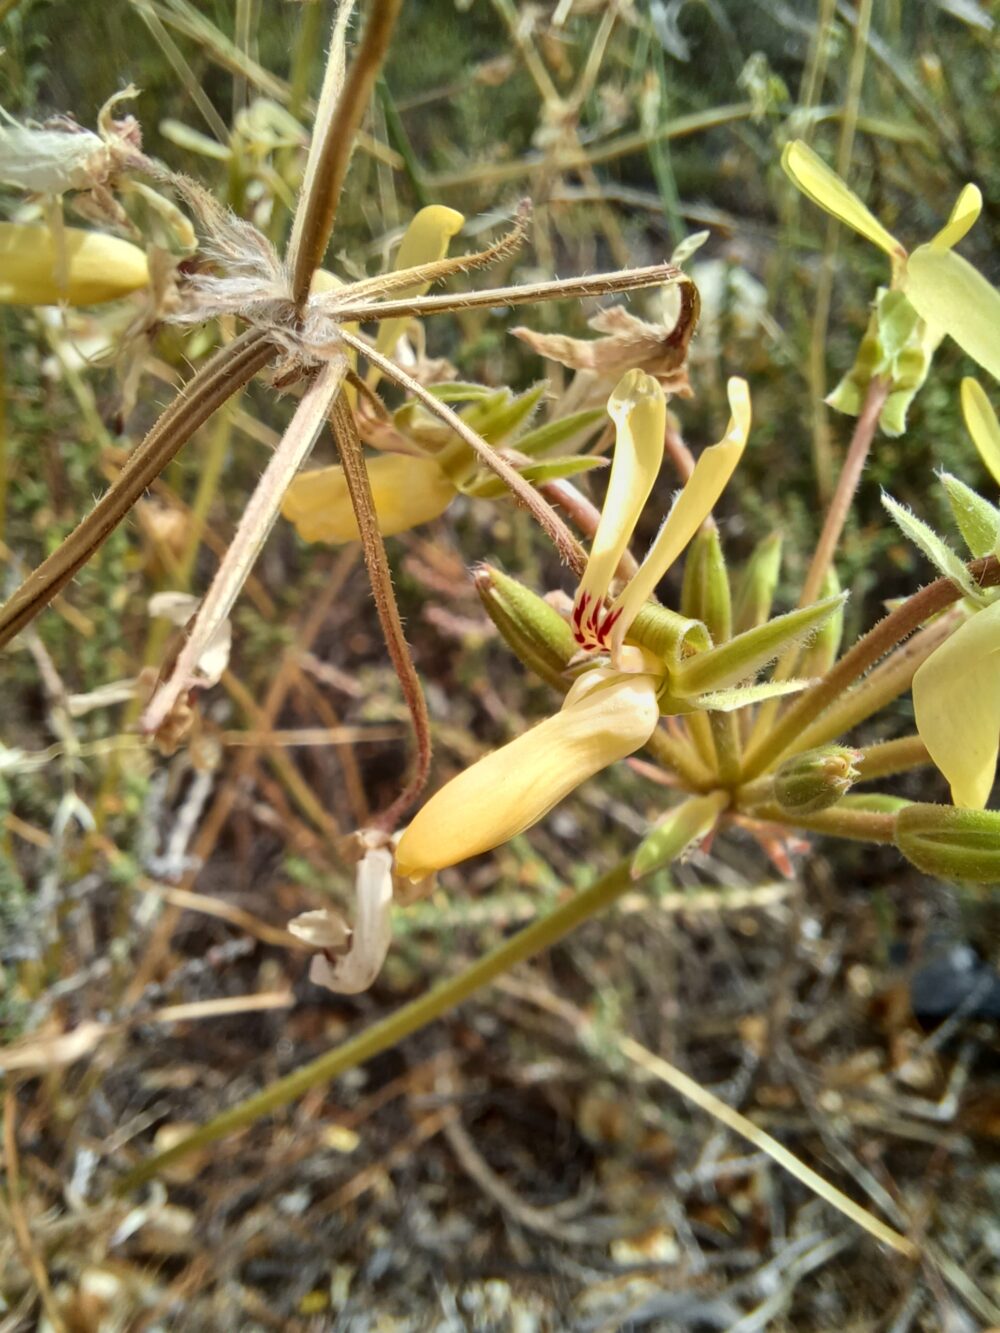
(773, 745, 861, 815)
(733, 532, 782, 634)
(680, 525, 732, 644)
(0, 222, 148, 306)
(474, 564, 576, 689)
(896, 803, 1000, 883)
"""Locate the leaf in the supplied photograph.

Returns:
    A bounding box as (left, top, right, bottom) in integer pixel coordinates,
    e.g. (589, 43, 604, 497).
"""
(516, 407, 605, 458)
(881, 492, 983, 601)
(463, 454, 607, 497)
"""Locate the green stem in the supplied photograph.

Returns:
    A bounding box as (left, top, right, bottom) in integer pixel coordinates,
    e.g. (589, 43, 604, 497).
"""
(115, 857, 634, 1193)
(857, 734, 929, 781)
(748, 802, 896, 844)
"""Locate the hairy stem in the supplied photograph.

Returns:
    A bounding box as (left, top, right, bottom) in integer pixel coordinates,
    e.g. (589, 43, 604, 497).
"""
(289, 0, 405, 306)
(333, 262, 685, 322)
(328, 392, 431, 828)
(0, 329, 273, 650)
(141, 358, 346, 736)
(116, 855, 636, 1191)
(340, 329, 587, 572)
(857, 734, 930, 782)
(741, 555, 1000, 781)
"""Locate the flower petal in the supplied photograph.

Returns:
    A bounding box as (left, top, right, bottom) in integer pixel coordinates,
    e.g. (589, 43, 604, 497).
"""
(374, 204, 465, 357)
(0, 222, 148, 306)
(608, 377, 751, 661)
(904, 245, 1000, 382)
(929, 183, 982, 251)
(912, 599, 1000, 809)
(306, 847, 394, 995)
(571, 369, 666, 650)
(781, 140, 904, 262)
(394, 669, 660, 880)
(281, 452, 456, 543)
(961, 377, 1000, 488)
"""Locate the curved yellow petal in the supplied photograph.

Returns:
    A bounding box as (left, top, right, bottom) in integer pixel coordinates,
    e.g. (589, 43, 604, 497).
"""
(374, 204, 465, 357)
(930, 183, 982, 251)
(281, 452, 456, 543)
(781, 140, 904, 262)
(912, 599, 1000, 809)
(572, 369, 665, 650)
(905, 245, 1000, 382)
(961, 377, 1000, 487)
(609, 377, 751, 661)
(0, 222, 148, 306)
(394, 669, 660, 880)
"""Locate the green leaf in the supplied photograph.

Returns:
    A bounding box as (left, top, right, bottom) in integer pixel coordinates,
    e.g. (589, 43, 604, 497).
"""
(463, 454, 607, 497)
(881, 492, 983, 601)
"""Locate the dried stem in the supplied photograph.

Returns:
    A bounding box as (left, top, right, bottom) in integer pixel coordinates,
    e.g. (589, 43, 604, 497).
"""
(328, 392, 431, 829)
(332, 262, 686, 322)
(339, 329, 587, 572)
(289, 0, 405, 306)
(0, 329, 274, 650)
(141, 358, 346, 736)
(741, 554, 1000, 781)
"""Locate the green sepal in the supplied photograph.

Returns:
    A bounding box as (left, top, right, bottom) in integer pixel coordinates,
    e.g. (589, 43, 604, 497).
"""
(658, 676, 809, 716)
(466, 381, 546, 445)
(626, 603, 710, 668)
(733, 532, 782, 634)
(474, 564, 575, 690)
(827, 288, 940, 437)
(461, 455, 607, 498)
(798, 568, 843, 679)
(670, 593, 846, 695)
(680, 526, 732, 645)
(631, 791, 728, 880)
(515, 408, 604, 458)
(939, 472, 1000, 559)
(882, 492, 985, 602)
(896, 802, 1000, 884)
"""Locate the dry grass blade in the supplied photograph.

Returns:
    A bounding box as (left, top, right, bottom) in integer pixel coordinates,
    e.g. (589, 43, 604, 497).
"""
(0, 329, 274, 649)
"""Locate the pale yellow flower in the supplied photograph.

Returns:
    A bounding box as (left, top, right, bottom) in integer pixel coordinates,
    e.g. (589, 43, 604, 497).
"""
(0, 221, 148, 305)
(961, 378, 1000, 489)
(394, 665, 660, 881)
(912, 599, 1000, 809)
(782, 140, 999, 380)
(281, 451, 455, 543)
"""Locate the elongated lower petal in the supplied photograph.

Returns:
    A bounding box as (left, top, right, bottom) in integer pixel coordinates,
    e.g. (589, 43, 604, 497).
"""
(394, 669, 660, 880)
(572, 369, 665, 650)
(912, 599, 1000, 809)
(905, 245, 1000, 382)
(282, 452, 456, 543)
(609, 377, 751, 661)
(0, 222, 148, 305)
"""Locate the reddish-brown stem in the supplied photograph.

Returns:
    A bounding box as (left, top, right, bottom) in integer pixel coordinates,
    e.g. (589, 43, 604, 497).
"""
(328, 392, 432, 829)
(741, 554, 1000, 781)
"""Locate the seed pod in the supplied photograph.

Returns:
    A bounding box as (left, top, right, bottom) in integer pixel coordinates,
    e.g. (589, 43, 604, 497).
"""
(896, 803, 1000, 884)
(773, 745, 861, 815)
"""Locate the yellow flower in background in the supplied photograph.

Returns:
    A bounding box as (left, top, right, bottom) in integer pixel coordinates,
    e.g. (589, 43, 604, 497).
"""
(284, 204, 465, 544)
(394, 370, 754, 881)
(0, 221, 148, 305)
(394, 663, 661, 881)
(782, 140, 999, 381)
(281, 451, 456, 543)
(912, 598, 1000, 810)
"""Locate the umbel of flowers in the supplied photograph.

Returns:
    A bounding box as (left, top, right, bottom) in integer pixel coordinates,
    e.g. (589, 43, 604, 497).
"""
(395, 369, 846, 881)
